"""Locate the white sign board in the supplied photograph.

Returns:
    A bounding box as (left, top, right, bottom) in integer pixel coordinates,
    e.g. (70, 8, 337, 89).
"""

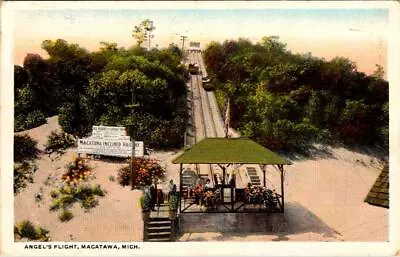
(77, 125, 144, 157)
(78, 138, 144, 157)
(92, 126, 126, 136)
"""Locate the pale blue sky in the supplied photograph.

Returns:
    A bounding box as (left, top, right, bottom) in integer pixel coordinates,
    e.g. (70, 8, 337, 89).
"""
(14, 8, 388, 74)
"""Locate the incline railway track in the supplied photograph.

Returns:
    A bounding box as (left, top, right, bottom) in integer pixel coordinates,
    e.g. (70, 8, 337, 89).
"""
(188, 51, 221, 185)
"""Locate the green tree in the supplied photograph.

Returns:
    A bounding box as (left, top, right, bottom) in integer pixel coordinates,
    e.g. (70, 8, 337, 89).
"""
(132, 19, 156, 49)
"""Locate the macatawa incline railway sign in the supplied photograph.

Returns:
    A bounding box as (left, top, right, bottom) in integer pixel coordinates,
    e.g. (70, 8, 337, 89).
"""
(77, 125, 144, 158)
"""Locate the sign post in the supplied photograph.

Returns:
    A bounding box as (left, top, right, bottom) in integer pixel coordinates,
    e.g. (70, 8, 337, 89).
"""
(129, 125, 136, 190)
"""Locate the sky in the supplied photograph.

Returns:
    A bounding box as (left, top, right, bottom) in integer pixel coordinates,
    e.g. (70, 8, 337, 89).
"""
(13, 7, 388, 76)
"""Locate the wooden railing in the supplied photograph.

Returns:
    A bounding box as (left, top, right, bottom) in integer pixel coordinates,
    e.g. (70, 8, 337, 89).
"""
(179, 188, 284, 213)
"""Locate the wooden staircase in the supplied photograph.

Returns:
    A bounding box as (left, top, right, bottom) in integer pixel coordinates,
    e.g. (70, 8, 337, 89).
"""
(143, 201, 177, 242)
(145, 217, 173, 242)
(246, 167, 261, 186)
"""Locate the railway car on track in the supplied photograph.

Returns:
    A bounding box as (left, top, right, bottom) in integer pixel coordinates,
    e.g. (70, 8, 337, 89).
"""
(188, 63, 200, 75)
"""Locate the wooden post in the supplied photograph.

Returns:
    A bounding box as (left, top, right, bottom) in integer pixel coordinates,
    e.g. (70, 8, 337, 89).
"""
(278, 165, 284, 212)
(222, 165, 226, 185)
(130, 126, 136, 190)
(231, 185, 234, 212)
(179, 163, 183, 213)
(262, 165, 266, 187)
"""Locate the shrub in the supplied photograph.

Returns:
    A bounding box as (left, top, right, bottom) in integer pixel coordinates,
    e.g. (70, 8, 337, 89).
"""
(168, 193, 179, 211)
(80, 195, 98, 210)
(14, 161, 37, 194)
(117, 158, 165, 187)
(25, 110, 47, 130)
(14, 220, 50, 241)
(58, 208, 73, 222)
(44, 131, 76, 155)
(49, 195, 73, 211)
(14, 110, 47, 132)
(139, 194, 151, 211)
(16, 220, 36, 239)
(91, 184, 106, 196)
(49, 181, 106, 219)
(50, 190, 59, 199)
(108, 175, 116, 182)
(14, 134, 38, 162)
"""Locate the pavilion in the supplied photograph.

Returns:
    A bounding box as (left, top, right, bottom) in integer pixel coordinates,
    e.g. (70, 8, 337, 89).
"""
(172, 137, 291, 213)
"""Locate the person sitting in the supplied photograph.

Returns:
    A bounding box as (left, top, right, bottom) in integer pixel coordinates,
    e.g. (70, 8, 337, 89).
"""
(204, 179, 213, 191)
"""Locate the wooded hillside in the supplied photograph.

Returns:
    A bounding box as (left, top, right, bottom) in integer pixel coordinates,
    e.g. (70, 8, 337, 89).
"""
(14, 39, 188, 149)
(203, 37, 388, 152)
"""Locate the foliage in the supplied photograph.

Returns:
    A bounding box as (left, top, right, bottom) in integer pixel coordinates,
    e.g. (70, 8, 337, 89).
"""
(14, 134, 39, 162)
(203, 37, 388, 151)
(44, 130, 76, 155)
(117, 158, 165, 187)
(139, 193, 151, 211)
(15, 110, 47, 132)
(61, 156, 93, 185)
(15, 33, 188, 150)
(168, 194, 179, 211)
(58, 96, 93, 137)
(58, 208, 74, 222)
(168, 186, 179, 211)
(132, 19, 156, 49)
(14, 220, 50, 241)
(14, 161, 37, 195)
(49, 183, 106, 220)
(245, 185, 276, 205)
(49, 156, 106, 221)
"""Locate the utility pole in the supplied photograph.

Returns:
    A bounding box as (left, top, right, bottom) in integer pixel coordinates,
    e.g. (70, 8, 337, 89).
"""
(126, 89, 139, 190)
(180, 35, 187, 54)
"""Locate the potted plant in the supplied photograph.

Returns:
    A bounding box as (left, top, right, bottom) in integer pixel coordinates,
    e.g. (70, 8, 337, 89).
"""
(263, 189, 278, 209)
(168, 192, 178, 220)
(140, 193, 151, 221)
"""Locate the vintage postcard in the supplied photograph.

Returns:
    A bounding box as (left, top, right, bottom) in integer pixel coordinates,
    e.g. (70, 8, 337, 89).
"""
(1, 1, 399, 256)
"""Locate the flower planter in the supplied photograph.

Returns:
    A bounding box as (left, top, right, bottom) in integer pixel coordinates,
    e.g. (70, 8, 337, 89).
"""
(141, 210, 150, 222)
(168, 210, 177, 220)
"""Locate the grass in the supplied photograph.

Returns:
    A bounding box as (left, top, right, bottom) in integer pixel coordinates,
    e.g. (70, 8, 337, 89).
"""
(108, 175, 116, 182)
(14, 220, 50, 241)
(58, 208, 73, 222)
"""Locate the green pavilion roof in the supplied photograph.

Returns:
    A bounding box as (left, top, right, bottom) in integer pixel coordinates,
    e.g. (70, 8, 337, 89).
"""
(172, 138, 291, 165)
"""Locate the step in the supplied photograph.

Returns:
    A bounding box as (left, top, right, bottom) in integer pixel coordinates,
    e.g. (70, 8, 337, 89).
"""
(149, 217, 170, 221)
(148, 226, 171, 233)
(148, 223, 171, 228)
(148, 219, 170, 223)
(148, 231, 171, 239)
(148, 222, 171, 227)
(147, 238, 171, 242)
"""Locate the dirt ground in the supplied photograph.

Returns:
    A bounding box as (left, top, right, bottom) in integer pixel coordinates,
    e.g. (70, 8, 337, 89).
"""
(13, 116, 388, 242)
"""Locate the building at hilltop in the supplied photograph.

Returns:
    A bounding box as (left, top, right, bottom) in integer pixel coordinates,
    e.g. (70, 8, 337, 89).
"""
(365, 164, 389, 208)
